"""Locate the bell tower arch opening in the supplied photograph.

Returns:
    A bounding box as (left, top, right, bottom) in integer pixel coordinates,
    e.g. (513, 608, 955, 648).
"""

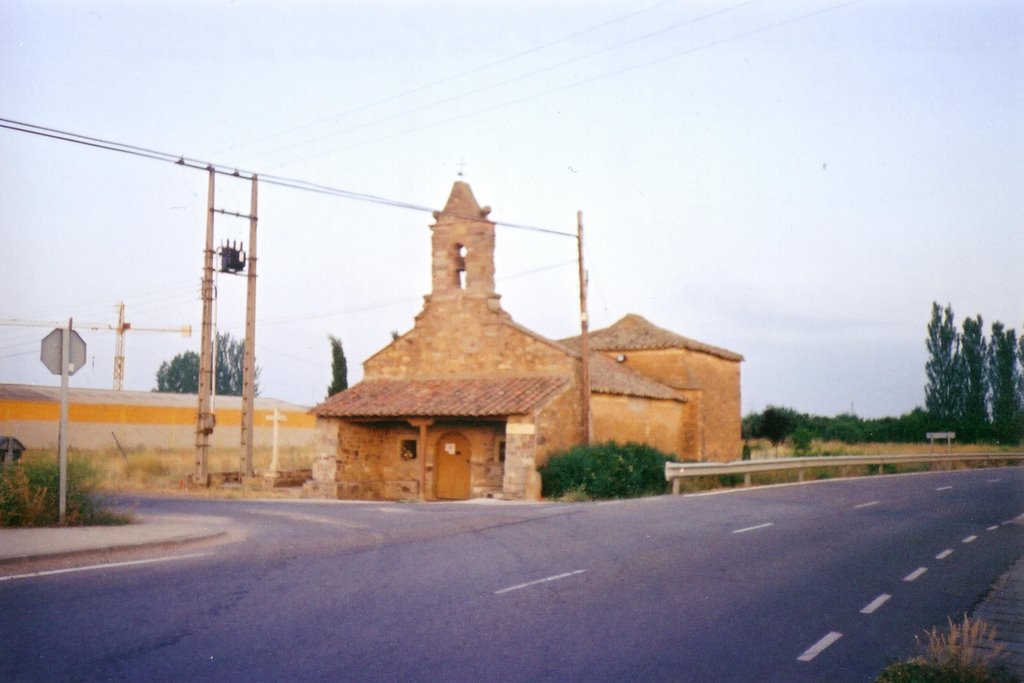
(428, 181, 498, 305)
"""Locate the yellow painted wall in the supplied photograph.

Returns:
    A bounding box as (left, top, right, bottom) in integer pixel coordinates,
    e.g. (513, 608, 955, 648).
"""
(591, 393, 686, 458)
(0, 398, 315, 450)
(605, 348, 742, 461)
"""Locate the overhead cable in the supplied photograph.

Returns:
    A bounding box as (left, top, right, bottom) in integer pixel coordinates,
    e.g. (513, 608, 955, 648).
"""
(0, 118, 576, 238)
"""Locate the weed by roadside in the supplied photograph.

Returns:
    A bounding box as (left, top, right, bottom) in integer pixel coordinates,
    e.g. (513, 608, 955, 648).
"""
(876, 615, 1019, 683)
(0, 460, 132, 527)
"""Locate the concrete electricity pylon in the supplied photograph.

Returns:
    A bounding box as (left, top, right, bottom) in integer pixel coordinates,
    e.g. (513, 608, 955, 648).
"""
(194, 168, 259, 484)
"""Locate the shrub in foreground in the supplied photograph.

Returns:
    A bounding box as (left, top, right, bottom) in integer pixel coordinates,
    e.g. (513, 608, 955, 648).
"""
(876, 615, 1019, 683)
(539, 441, 675, 500)
(0, 460, 131, 527)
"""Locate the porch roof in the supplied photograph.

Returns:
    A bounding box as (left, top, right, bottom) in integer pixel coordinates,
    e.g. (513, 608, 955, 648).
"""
(312, 376, 569, 419)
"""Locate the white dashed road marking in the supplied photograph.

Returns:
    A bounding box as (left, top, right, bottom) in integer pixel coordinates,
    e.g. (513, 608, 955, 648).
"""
(935, 486, 953, 492)
(904, 567, 928, 582)
(936, 549, 954, 560)
(798, 632, 843, 662)
(495, 570, 587, 595)
(0, 553, 210, 582)
(732, 522, 774, 534)
(860, 594, 891, 614)
(986, 525, 999, 532)
(962, 535, 977, 544)
(854, 501, 880, 509)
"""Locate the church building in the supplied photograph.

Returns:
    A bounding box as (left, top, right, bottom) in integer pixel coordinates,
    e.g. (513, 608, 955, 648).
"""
(306, 181, 742, 501)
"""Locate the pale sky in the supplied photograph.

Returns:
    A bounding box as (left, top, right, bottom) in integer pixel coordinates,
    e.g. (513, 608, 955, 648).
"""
(1, 0, 1021, 419)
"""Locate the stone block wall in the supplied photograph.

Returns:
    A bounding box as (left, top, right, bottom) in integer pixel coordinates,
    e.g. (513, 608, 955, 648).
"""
(366, 305, 575, 381)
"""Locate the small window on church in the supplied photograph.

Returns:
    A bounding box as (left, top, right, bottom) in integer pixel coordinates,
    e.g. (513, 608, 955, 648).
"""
(455, 244, 467, 289)
(401, 439, 417, 460)
(496, 439, 506, 463)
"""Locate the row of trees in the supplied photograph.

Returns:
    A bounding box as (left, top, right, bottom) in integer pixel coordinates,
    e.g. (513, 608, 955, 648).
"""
(744, 405, 945, 447)
(925, 303, 1022, 443)
(154, 333, 259, 396)
(154, 333, 350, 400)
(746, 303, 1023, 447)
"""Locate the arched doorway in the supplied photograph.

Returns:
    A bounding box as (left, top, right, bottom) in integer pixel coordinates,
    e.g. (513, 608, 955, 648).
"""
(435, 432, 471, 500)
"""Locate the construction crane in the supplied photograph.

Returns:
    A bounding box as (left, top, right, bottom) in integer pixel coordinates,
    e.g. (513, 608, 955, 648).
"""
(0, 302, 192, 390)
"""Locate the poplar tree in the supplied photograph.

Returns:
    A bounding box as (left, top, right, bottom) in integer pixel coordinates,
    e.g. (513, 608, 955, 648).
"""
(988, 322, 1022, 444)
(959, 315, 989, 441)
(924, 302, 960, 424)
(327, 335, 348, 397)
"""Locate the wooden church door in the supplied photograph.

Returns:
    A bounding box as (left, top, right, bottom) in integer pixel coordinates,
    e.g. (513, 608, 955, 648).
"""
(435, 433, 471, 500)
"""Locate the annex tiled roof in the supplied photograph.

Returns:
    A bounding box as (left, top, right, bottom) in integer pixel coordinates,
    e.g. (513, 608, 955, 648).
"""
(312, 376, 569, 418)
(588, 355, 686, 401)
(564, 314, 743, 362)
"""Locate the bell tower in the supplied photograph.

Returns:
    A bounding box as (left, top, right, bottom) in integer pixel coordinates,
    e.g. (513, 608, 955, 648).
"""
(425, 181, 502, 312)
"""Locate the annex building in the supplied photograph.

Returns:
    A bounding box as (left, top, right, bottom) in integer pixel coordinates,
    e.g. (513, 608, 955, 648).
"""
(307, 181, 742, 501)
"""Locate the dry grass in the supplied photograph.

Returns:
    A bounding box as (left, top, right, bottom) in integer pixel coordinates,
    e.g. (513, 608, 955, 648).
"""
(920, 615, 1006, 672)
(746, 439, 1013, 459)
(877, 615, 1018, 682)
(19, 445, 314, 497)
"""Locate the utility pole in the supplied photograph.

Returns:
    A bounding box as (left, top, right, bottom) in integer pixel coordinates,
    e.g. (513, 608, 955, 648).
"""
(239, 175, 258, 477)
(195, 168, 216, 484)
(194, 169, 260, 484)
(113, 303, 127, 391)
(577, 210, 591, 446)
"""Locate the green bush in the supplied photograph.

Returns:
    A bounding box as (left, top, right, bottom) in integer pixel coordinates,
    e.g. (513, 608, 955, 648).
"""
(876, 659, 1018, 683)
(539, 441, 675, 500)
(0, 459, 131, 527)
(792, 427, 814, 456)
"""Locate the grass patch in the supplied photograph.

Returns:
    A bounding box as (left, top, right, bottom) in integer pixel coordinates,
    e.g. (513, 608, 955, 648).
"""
(876, 615, 1019, 683)
(0, 459, 132, 527)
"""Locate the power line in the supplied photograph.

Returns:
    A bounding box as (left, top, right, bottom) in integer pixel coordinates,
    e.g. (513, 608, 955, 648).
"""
(0, 118, 577, 239)
(259, 0, 758, 164)
(216, 0, 685, 159)
(278, 0, 867, 163)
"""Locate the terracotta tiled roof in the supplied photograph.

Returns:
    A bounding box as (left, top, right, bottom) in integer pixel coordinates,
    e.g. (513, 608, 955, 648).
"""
(564, 314, 743, 361)
(312, 376, 569, 418)
(588, 355, 686, 401)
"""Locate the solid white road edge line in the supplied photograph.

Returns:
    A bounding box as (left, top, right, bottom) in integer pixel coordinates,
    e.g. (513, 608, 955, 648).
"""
(495, 569, 587, 595)
(936, 549, 954, 560)
(798, 632, 843, 662)
(732, 522, 774, 534)
(0, 552, 211, 582)
(860, 594, 892, 614)
(904, 567, 928, 582)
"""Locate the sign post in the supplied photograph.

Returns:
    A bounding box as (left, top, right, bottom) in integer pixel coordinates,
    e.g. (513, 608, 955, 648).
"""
(40, 321, 86, 524)
(926, 431, 956, 456)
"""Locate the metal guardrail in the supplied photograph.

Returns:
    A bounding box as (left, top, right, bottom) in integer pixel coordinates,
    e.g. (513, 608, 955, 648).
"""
(664, 452, 1024, 494)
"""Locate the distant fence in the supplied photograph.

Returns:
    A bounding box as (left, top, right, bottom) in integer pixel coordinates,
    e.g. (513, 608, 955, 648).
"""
(664, 452, 1024, 494)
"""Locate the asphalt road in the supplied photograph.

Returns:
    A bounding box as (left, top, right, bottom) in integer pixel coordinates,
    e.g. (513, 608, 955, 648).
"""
(3, 466, 1022, 682)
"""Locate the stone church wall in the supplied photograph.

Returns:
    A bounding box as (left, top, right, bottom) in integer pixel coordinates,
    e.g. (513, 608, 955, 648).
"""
(604, 348, 741, 461)
(590, 394, 687, 458)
